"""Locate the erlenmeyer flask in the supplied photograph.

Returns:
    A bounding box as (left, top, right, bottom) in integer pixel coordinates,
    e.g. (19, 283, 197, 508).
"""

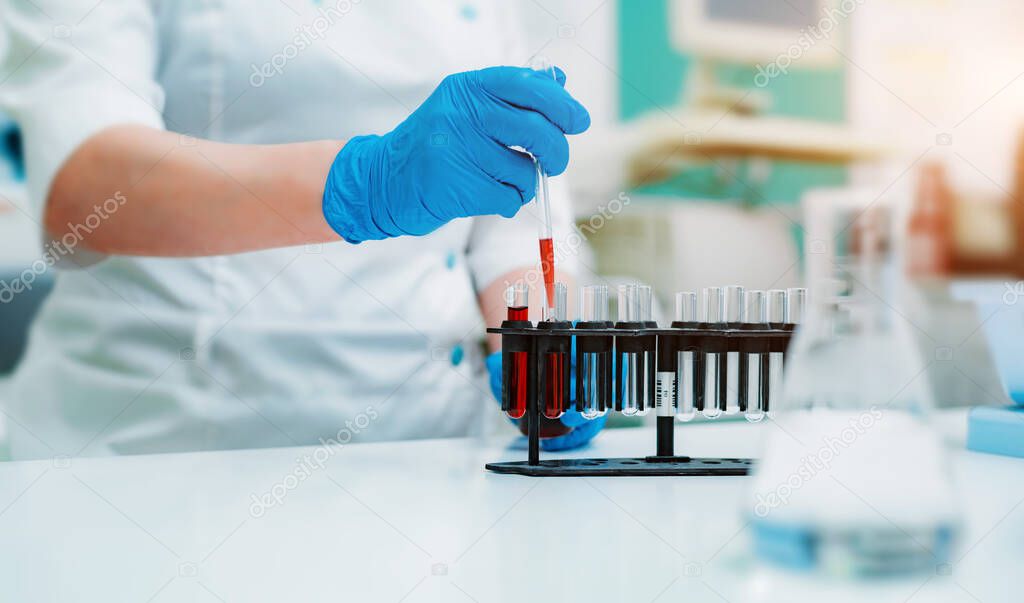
(747, 208, 960, 578)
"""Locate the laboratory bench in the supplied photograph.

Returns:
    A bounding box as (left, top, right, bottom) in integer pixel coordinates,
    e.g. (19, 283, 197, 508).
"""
(0, 410, 1020, 602)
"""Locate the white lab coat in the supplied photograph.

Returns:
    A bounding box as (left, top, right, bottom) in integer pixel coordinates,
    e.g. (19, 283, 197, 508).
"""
(0, 0, 578, 459)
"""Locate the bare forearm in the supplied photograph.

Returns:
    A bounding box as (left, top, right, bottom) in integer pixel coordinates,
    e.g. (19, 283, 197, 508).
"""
(45, 125, 343, 256)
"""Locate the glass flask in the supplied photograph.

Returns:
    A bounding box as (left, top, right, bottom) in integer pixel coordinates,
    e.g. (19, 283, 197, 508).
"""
(748, 209, 960, 578)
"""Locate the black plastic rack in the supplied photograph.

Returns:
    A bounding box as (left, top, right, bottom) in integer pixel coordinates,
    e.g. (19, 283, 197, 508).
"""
(485, 322, 794, 476)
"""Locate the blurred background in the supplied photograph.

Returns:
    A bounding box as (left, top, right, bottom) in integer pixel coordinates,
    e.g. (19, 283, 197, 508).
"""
(1, 0, 1021, 409)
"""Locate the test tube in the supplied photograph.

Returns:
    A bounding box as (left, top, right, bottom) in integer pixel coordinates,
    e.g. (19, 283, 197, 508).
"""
(638, 285, 656, 327)
(744, 290, 766, 423)
(502, 285, 530, 420)
(675, 291, 698, 422)
(543, 282, 569, 419)
(723, 285, 745, 415)
(542, 280, 567, 322)
(529, 56, 558, 319)
(505, 284, 529, 322)
(702, 287, 724, 418)
(637, 285, 657, 417)
(786, 288, 808, 324)
(577, 285, 610, 419)
(616, 284, 653, 416)
(765, 290, 788, 416)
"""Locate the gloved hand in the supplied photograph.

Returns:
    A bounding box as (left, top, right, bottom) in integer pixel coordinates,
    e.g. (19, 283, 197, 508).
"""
(323, 66, 591, 243)
(485, 351, 606, 451)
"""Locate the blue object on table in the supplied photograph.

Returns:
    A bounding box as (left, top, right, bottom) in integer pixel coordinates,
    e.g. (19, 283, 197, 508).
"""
(951, 281, 1024, 404)
(951, 282, 1024, 457)
(967, 405, 1024, 458)
(485, 349, 605, 452)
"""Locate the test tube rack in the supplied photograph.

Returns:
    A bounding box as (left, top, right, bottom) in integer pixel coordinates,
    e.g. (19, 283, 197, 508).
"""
(485, 322, 795, 477)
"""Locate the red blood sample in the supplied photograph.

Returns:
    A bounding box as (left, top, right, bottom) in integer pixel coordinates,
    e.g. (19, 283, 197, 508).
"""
(544, 352, 566, 419)
(505, 305, 529, 419)
(506, 351, 528, 419)
(506, 306, 528, 321)
(538, 237, 556, 311)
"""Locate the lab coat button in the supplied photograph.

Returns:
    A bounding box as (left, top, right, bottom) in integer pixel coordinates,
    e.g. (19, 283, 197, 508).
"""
(445, 250, 456, 270)
(450, 345, 464, 366)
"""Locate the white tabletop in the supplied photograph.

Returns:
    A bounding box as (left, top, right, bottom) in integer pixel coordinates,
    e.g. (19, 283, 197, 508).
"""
(1, 411, 1020, 602)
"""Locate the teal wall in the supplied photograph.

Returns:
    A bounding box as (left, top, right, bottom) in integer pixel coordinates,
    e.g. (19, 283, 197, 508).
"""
(617, 0, 847, 204)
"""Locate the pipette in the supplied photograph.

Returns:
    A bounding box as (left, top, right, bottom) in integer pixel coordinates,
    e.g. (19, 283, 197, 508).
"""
(530, 57, 558, 320)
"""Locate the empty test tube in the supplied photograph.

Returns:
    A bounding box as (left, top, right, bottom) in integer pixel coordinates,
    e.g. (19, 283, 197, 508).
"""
(674, 291, 698, 422)
(786, 288, 807, 324)
(702, 287, 724, 418)
(724, 285, 745, 415)
(744, 290, 766, 423)
(765, 290, 788, 416)
(616, 284, 653, 416)
(577, 285, 610, 419)
(543, 281, 568, 322)
(638, 285, 656, 327)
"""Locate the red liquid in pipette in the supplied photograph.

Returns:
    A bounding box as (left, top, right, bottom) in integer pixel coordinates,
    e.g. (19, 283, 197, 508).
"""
(505, 305, 529, 419)
(538, 237, 555, 310)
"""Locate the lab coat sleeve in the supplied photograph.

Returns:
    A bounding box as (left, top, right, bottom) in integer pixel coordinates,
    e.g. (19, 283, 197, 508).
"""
(0, 1, 165, 220)
(465, 175, 581, 291)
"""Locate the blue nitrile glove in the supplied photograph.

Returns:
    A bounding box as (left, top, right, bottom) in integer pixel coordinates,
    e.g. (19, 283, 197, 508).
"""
(323, 66, 591, 243)
(485, 350, 606, 451)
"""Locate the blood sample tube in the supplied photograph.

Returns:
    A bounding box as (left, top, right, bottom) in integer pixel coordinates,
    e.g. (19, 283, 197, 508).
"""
(542, 282, 569, 419)
(765, 289, 788, 417)
(674, 291, 698, 422)
(723, 285, 745, 415)
(506, 283, 529, 322)
(702, 287, 724, 418)
(577, 285, 611, 419)
(744, 290, 766, 423)
(502, 284, 529, 420)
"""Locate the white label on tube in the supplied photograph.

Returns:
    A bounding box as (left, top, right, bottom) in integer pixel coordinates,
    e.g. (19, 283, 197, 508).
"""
(656, 371, 676, 416)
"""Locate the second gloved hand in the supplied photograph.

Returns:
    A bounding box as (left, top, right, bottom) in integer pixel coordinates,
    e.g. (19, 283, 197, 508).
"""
(323, 66, 591, 243)
(485, 351, 606, 452)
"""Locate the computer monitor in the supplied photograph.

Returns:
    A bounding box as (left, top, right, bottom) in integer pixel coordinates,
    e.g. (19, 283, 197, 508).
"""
(671, 0, 844, 68)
